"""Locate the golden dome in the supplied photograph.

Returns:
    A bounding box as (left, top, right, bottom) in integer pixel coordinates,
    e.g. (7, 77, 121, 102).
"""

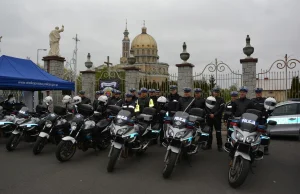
(131, 27, 157, 49)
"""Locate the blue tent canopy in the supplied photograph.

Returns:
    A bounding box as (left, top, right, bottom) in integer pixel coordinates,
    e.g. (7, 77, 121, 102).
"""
(0, 55, 74, 91)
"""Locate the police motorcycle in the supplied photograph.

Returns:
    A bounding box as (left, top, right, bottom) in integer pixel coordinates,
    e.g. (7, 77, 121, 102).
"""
(0, 98, 26, 138)
(32, 96, 73, 155)
(223, 107, 277, 188)
(106, 106, 157, 172)
(5, 98, 51, 151)
(55, 96, 116, 162)
(162, 107, 211, 179)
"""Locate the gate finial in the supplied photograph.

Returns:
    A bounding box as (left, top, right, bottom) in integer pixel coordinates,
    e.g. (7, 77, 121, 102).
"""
(85, 53, 93, 70)
(180, 42, 190, 63)
(243, 35, 254, 58)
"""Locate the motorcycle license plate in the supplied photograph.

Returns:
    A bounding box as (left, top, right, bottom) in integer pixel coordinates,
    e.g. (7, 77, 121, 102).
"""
(237, 143, 250, 153)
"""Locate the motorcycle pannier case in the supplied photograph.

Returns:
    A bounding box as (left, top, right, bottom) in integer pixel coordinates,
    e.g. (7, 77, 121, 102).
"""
(77, 104, 94, 117)
(107, 105, 122, 116)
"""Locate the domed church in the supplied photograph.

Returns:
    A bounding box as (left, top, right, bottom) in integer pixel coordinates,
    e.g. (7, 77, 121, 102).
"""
(119, 22, 169, 84)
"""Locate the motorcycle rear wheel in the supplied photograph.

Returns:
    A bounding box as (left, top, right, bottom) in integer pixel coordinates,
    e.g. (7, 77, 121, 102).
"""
(107, 147, 121, 172)
(33, 137, 47, 155)
(56, 141, 76, 162)
(228, 156, 250, 188)
(162, 151, 178, 179)
(6, 134, 21, 151)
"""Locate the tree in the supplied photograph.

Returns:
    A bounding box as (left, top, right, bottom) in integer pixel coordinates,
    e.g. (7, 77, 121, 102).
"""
(209, 75, 216, 89)
(289, 76, 300, 98)
(229, 84, 238, 91)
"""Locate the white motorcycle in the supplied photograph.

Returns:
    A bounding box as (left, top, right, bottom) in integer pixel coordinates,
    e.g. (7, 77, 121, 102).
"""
(224, 109, 277, 188)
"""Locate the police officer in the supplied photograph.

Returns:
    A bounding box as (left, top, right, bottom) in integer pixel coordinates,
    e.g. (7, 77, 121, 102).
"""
(79, 91, 91, 104)
(224, 91, 238, 128)
(129, 88, 138, 102)
(134, 88, 155, 114)
(107, 90, 122, 106)
(149, 89, 157, 106)
(194, 88, 205, 109)
(205, 87, 225, 152)
(177, 87, 195, 112)
(137, 90, 141, 98)
(251, 87, 270, 155)
(92, 91, 101, 110)
(155, 89, 161, 98)
(121, 93, 136, 114)
(231, 86, 254, 117)
(167, 85, 181, 116)
(155, 96, 168, 145)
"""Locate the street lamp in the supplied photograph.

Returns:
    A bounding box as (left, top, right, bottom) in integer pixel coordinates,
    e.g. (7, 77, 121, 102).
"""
(37, 49, 47, 67)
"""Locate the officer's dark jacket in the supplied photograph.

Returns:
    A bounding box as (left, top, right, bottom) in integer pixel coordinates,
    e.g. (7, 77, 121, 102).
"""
(107, 97, 122, 107)
(232, 97, 254, 117)
(177, 96, 195, 113)
(92, 99, 99, 110)
(167, 93, 181, 112)
(251, 97, 269, 119)
(194, 97, 206, 109)
(206, 96, 225, 118)
(135, 97, 154, 113)
(81, 96, 91, 105)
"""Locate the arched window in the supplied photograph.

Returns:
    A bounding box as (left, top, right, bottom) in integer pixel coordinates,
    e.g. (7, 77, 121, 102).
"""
(137, 50, 140, 55)
(142, 49, 145, 55)
(147, 49, 150, 55)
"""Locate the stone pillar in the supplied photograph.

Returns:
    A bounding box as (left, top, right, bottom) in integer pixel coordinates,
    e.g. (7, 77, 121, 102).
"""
(123, 67, 140, 93)
(240, 35, 258, 99)
(123, 49, 138, 93)
(80, 53, 95, 101)
(43, 56, 65, 109)
(176, 42, 194, 96)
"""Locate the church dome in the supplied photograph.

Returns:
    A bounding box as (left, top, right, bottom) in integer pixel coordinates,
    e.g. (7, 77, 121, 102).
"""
(131, 27, 157, 49)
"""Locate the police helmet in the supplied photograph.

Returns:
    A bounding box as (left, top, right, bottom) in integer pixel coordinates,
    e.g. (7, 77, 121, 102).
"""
(206, 96, 216, 109)
(98, 95, 108, 105)
(72, 96, 82, 105)
(44, 96, 53, 105)
(264, 97, 277, 111)
(62, 95, 72, 104)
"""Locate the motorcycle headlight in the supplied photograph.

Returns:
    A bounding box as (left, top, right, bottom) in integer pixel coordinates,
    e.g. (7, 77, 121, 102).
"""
(175, 131, 185, 138)
(167, 128, 174, 137)
(236, 131, 244, 141)
(117, 128, 127, 135)
(71, 122, 77, 130)
(246, 135, 256, 143)
(45, 120, 52, 128)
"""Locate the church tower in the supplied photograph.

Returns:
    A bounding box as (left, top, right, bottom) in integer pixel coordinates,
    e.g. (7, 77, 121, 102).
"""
(120, 20, 130, 64)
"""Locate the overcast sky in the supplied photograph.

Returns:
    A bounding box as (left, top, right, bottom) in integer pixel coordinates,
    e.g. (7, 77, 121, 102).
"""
(1, 0, 300, 75)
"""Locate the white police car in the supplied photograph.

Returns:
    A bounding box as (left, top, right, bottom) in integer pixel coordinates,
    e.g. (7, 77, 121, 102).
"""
(267, 101, 300, 139)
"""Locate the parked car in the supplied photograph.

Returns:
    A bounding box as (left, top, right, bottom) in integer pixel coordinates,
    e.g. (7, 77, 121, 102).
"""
(267, 101, 300, 139)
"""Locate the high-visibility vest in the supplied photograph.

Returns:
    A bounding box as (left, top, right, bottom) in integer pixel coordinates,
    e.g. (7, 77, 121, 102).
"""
(134, 98, 154, 113)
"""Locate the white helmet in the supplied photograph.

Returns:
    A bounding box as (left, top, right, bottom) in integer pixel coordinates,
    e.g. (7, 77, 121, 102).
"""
(157, 96, 167, 103)
(98, 95, 108, 105)
(72, 96, 82, 105)
(62, 95, 72, 104)
(44, 96, 53, 105)
(206, 96, 216, 109)
(264, 97, 277, 111)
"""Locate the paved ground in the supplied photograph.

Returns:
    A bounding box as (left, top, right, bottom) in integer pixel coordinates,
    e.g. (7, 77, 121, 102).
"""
(0, 135, 299, 194)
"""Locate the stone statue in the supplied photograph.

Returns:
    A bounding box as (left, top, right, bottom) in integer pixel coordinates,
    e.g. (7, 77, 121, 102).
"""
(48, 25, 64, 56)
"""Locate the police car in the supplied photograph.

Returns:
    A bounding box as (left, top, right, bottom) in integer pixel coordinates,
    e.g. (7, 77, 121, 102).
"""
(267, 101, 300, 139)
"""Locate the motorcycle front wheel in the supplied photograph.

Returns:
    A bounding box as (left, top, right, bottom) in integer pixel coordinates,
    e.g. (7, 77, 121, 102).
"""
(162, 151, 178, 179)
(107, 147, 121, 172)
(228, 156, 250, 188)
(56, 141, 76, 162)
(6, 134, 21, 151)
(33, 137, 47, 155)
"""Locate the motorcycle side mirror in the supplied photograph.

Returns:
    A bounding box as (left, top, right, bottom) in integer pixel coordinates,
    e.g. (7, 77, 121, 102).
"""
(268, 120, 277, 126)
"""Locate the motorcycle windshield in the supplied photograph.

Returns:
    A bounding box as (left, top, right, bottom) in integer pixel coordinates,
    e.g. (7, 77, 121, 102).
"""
(240, 113, 258, 132)
(17, 107, 30, 118)
(172, 111, 189, 129)
(44, 113, 59, 122)
(114, 110, 131, 126)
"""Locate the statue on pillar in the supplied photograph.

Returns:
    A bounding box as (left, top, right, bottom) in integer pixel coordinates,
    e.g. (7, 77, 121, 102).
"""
(48, 25, 64, 56)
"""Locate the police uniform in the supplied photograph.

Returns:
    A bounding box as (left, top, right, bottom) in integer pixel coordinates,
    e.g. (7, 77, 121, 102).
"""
(194, 88, 205, 109)
(206, 89, 225, 149)
(107, 90, 122, 106)
(167, 85, 181, 116)
(149, 89, 157, 107)
(177, 87, 195, 113)
(129, 88, 138, 103)
(134, 88, 155, 113)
